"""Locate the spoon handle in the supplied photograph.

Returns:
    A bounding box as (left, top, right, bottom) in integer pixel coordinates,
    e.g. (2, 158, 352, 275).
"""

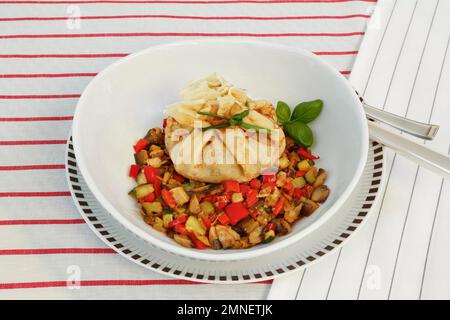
(363, 102, 439, 140)
(368, 121, 450, 180)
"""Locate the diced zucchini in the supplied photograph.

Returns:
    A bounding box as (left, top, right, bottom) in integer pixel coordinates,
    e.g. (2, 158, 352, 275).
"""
(169, 187, 190, 206)
(134, 150, 149, 165)
(231, 192, 244, 203)
(305, 167, 318, 185)
(297, 160, 311, 171)
(279, 155, 290, 170)
(263, 230, 275, 243)
(162, 213, 173, 228)
(136, 171, 147, 185)
(134, 184, 154, 199)
(182, 182, 196, 192)
(200, 201, 215, 215)
(142, 201, 163, 214)
(185, 216, 206, 235)
(292, 177, 306, 188)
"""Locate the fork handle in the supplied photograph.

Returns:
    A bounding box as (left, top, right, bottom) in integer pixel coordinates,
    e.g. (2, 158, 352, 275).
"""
(368, 121, 450, 180)
(363, 103, 439, 140)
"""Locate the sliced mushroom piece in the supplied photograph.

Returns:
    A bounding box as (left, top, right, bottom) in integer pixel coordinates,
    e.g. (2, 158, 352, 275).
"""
(280, 219, 292, 234)
(240, 217, 259, 234)
(301, 199, 320, 216)
(216, 225, 239, 249)
(284, 203, 303, 224)
(174, 234, 193, 248)
(311, 185, 330, 203)
(134, 150, 149, 165)
(188, 194, 201, 214)
(313, 169, 327, 187)
(249, 226, 264, 245)
(208, 226, 222, 249)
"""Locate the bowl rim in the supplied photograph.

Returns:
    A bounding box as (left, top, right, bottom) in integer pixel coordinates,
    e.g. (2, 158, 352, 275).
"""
(72, 38, 369, 261)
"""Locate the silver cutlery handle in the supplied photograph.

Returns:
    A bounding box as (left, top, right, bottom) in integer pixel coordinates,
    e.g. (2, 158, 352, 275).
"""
(368, 121, 450, 180)
(363, 102, 439, 140)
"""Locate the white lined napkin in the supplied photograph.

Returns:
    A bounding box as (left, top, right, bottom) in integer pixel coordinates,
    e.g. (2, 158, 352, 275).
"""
(268, 0, 450, 300)
(0, 0, 376, 299)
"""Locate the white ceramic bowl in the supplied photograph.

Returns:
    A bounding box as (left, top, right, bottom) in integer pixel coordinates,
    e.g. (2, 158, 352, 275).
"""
(73, 39, 368, 261)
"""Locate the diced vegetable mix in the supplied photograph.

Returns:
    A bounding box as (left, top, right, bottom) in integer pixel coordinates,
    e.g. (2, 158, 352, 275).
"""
(129, 126, 330, 250)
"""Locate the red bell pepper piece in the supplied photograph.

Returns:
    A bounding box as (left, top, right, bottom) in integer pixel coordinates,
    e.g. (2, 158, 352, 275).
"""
(249, 178, 261, 190)
(217, 213, 231, 225)
(153, 179, 161, 197)
(143, 166, 159, 183)
(272, 197, 285, 216)
(174, 223, 189, 235)
(297, 147, 320, 160)
(224, 202, 250, 225)
(239, 184, 250, 195)
(162, 118, 167, 128)
(138, 192, 155, 204)
(292, 188, 307, 199)
(295, 170, 307, 177)
(214, 193, 231, 211)
(261, 182, 276, 191)
(133, 138, 149, 153)
(267, 222, 276, 231)
(202, 195, 216, 203)
(222, 180, 240, 193)
(168, 214, 187, 229)
(262, 172, 277, 184)
(128, 164, 140, 178)
(201, 216, 213, 230)
(161, 189, 177, 208)
(172, 172, 185, 183)
(282, 181, 294, 192)
(245, 188, 258, 208)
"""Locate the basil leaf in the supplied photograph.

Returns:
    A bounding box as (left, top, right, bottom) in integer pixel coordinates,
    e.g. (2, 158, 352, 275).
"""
(283, 120, 313, 147)
(276, 101, 291, 124)
(291, 99, 323, 123)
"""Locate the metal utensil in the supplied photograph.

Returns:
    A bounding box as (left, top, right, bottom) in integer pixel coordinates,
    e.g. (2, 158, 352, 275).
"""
(363, 102, 439, 140)
(357, 94, 449, 179)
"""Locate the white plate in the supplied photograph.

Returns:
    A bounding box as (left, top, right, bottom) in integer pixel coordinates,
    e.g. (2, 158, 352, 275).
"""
(66, 137, 384, 284)
(72, 39, 369, 261)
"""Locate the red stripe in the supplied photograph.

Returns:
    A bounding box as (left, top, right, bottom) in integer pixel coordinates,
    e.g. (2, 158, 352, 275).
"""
(0, 53, 128, 58)
(0, 94, 79, 99)
(314, 50, 358, 55)
(0, 51, 357, 59)
(0, 73, 96, 78)
(0, 116, 73, 121)
(0, 248, 116, 255)
(0, 219, 84, 225)
(0, 140, 67, 145)
(0, 279, 271, 290)
(0, 0, 378, 4)
(340, 70, 351, 75)
(0, 279, 203, 290)
(0, 14, 371, 22)
(0, 164, 65, 170)
(0, 31, 365, 39)
(0, 191, 71, 197)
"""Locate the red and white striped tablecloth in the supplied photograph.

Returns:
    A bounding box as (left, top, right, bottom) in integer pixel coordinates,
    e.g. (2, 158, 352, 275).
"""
(0, 0, 376, 299)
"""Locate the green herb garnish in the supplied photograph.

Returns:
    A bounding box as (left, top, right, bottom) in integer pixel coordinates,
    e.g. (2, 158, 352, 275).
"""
(198, 109, 271, 134)
(276, 99, 323, 147)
